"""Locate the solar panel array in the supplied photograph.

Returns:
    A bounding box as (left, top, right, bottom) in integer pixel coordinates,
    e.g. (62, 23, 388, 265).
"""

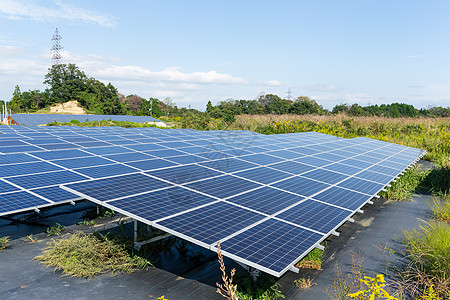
(0, 125, 425, 277)
(10, 113, 163, 126)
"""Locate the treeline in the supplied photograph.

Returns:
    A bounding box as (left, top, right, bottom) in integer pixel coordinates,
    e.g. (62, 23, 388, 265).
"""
(207, 96, 450, 120)
(5, 63, 449, 120)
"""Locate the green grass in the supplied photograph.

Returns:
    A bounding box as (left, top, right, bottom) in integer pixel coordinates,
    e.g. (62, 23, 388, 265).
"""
(77, 220, 96, 226)
(398, 220, 450, 298)
(422, 164, 450, 197)
(295, 247, 324, 269)
(234, 272, 285, 300)
(0, 236, 10, 251)
(46, 223, 65, 236)
(379, 166, 429, 201)
(427, 197, 450, 222)
(34, 232, 152, 278)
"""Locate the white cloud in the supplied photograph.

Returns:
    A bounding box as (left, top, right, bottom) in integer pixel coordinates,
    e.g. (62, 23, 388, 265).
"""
(0, 0, 115, 27)
(264, 80, 282, 86)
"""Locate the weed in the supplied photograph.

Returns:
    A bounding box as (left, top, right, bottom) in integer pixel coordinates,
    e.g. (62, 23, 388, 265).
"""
(348, 274, 398, 299)
(103, 209, 116, 218)
(26, 234, 39, 243)
(422, 165, 450, 197)
(294, 277, 316, 289)
(215, 242, 238, 300)
(394, 220, 450, 298)
(427, 196, 450, 222)
(234, 273, 284, 300)
(326, 252, 366, 300)
(295, 247, 324, 269)
(34, 232, 152, 278)
(77, 220, 96, 226)
(46, 223, 65, 236)
(379, 166, 428, 201)
(0, 236, 11, 251)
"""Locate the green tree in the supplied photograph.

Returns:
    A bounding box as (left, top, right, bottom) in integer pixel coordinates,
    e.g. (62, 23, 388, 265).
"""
(206, 100, 213, 113)
(332, 103, 349, 114)
(44, 64, 88, 104)
(149, 98, 163, 118)
(290, 96, 325, 115)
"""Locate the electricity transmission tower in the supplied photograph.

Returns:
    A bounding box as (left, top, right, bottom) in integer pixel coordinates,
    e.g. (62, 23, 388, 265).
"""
(286, 88, 292, 101)
(51, 28, 63, 65)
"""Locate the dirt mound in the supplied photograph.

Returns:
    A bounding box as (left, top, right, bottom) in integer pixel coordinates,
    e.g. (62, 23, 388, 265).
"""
(49, 100, 86, 114)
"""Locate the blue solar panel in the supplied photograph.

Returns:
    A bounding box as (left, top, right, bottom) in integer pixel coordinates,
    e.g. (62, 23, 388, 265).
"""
(106, 187, 217, 221)
(0, 191, 52, 215)
(30, 149, 92, 160)
(0, 125, 427, 278)
(226, 187, 305, 215)
(238, 153, 284, 165)
(323, 163, 362, 175)
(155, 202, 266, 245)
(126, 144, 167, 152)
(199, 158, 258, 173)
(0, 153, 38, 165)
(233, 167, 291, 185)
(272, 176, 330, 197)
(39, 143, 79, 150)
(74, 164, 137, 178)
(6, 170, 89, 189)
(184, 175, 262, 199)
(83, 146, 135, 155)
(63, 173, 173, 202)
(53, 157, 114, 169)
(103, 152, 154, 163)
(0, 180, 20, 193)
(220, 218, 323, 274)
(368, 165, 402, 176)
(149, 165, 222, 185)
(302, 169, 349, 185)
(125, 158, 178, 171)
(0, 161, 64, 177)
(269, 161, 315, 175)
(145, 149, 187, 158)
(337, 177, 384, 195)
(32, 186, 81, 202)
(294, 156, 332, 167)
(0, 145, 44, 153)
(275, 199, 352, 233)
(355, 170, 394, 184)
(312, 186, 370, 210)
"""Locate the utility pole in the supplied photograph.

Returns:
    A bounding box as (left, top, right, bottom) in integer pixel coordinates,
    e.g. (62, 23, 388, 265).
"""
(51, 28, 63, 65)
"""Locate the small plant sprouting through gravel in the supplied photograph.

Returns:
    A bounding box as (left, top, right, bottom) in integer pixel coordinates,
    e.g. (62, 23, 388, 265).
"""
(77, 220, 96, 226)
(26, 235, 39, 243)
(0, 236, 11, 251)
(46, 223, 65, 236)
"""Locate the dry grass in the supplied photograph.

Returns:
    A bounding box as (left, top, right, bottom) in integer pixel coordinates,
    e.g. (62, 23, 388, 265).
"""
(215, 242, 238, 300)
(294, 277, 316, 289)
(34, 232, 151, 278)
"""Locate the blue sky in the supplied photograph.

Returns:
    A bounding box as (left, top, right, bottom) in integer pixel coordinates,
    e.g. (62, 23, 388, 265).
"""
(1, 0, 449, 110)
